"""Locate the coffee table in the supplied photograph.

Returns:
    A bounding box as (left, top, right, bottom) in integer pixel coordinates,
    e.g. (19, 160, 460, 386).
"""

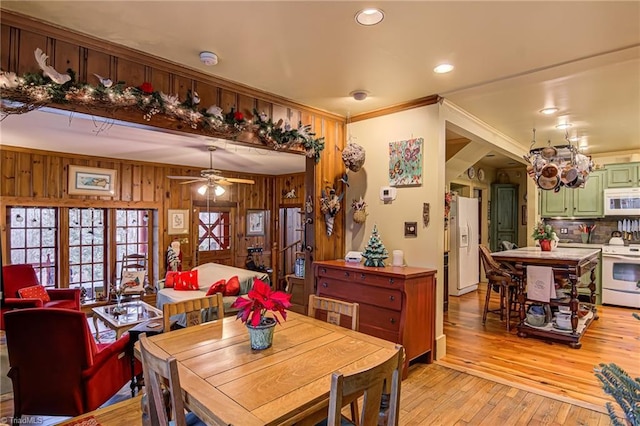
(92, 300, 162, 342)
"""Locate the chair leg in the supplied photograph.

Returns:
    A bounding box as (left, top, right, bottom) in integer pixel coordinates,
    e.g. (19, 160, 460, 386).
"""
(499, 285, 505, 321)
(482, 282, 492, 325)
(350, 400, 360, 426)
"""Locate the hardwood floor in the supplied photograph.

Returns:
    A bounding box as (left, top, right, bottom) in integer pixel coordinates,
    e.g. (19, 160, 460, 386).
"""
(2, 288, 635, 425)
(439, 284, 639, 419)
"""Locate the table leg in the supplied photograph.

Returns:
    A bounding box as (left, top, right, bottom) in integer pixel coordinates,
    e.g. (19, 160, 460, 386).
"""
(589, 267, 599, 320)
(93, 315, 101, 343)
(517, 270, 527, 338)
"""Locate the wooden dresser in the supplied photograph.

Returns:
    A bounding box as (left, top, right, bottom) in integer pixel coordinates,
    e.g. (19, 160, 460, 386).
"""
(313, 260, 437, 377)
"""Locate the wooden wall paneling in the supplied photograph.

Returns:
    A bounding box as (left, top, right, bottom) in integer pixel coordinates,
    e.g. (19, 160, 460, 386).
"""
(120, 162, 133, 201)
(194, 80, 220, 111)
(131, 164, 142, 202)
(289, 108, 301, 127)
(238, 94, 256, 120)
(85, 48, 112, 86)
(17, 151, 32, 196)
(115, 57, 146, 88)
(2, 149, 17, 196)
(31, 153, 44, 197)
(15, 29, 47, 75)
(45, 155, 62, 198)
(172, 75, 193, 101)
(52, 39, 80, 82)
(256, 99, 272, 118)
(1, 25, 11, 71)
(272, 104, 288, 125)
(96, 159, 116, 201)
(220, 89, 238, 113)
(141, 164, 155, 202)
(58, 207, 70, 288)
(150, 68, 171, 97)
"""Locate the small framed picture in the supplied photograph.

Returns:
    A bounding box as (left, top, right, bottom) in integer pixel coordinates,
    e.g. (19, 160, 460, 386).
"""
(121, 271, 145, 294)
(247, 210, 265, 236)
(522, 205, 527, 226)
(168, 209, 189, 235)
(68, 165, 117, 196)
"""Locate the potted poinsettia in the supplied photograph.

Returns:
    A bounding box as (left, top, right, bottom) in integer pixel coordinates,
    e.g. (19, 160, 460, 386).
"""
(230, 278, 292, 350)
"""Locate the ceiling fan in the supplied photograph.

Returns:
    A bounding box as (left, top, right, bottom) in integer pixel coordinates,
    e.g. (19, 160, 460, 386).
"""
(167, 146, 255, 195)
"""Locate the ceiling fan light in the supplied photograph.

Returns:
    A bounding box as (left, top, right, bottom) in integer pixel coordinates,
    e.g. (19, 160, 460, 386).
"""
(197, 184, 208, 195)
(214, 185, 226, 196)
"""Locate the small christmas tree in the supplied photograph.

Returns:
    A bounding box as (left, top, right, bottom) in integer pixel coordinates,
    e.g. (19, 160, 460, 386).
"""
(362, 225, 389, 267)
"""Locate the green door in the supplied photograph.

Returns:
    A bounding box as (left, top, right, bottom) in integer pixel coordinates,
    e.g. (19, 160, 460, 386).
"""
(490, 184, 518, 252)
(605, 163, 638, 188)
(540, 187, 572, 217)
(573, 170, 605, 217)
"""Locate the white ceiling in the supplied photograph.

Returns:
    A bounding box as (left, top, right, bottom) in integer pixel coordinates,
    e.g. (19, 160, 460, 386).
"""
(1, 1, 639, 174)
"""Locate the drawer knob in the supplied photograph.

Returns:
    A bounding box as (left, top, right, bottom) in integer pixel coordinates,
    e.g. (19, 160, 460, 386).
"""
(390, 318, 396, 324)
(344, 272, 350, 278)
(321, 268, 326, 274)
(322, 282, 328, 288)
(360, 273, 366, 280)
(389, 295, 395, 302)
(389, 278, 394, 285)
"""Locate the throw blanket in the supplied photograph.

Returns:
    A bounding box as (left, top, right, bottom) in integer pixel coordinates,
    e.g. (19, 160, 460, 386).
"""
(526, 265, 555, 302)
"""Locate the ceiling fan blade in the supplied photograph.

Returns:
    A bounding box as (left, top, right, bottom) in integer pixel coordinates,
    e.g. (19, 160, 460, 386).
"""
(167, 175, 204, 180)
(222, 177, 255, 185)
(179, 179, 205, 185)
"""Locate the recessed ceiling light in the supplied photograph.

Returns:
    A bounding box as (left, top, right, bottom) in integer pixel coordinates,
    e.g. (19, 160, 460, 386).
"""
(539, 107, 559, 115)
(350, 90, 369, 101)
(434, 64, 454, 74)
(355, 8, 384, 26)
(556, 123, 572, 130)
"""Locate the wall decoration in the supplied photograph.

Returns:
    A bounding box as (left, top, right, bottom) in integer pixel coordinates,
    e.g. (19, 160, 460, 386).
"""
(68, 165, 117, 196)
(168, 209, 189, 235)
(320, 187, 344, 236)
(352, 197, 368, 224)
(388, 137, 423, 186)
(247, 210, 266, 236)
(423, 203, 430, 227)
(522, 205, 528, 226)
(342, 141, 366, 172)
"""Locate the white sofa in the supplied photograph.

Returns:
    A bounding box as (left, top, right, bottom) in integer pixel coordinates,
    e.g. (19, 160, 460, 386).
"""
(156, 262, 270, 316)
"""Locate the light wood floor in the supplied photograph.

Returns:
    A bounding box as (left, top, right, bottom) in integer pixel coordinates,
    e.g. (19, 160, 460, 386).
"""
(2, 287, 636, 425)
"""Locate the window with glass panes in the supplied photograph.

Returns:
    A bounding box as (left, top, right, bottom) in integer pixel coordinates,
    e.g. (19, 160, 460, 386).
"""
(115, 209, 150, 283)
(68, 208, 105, 299)
(198, 210, 231, 251)
(7, 207, 57, 287)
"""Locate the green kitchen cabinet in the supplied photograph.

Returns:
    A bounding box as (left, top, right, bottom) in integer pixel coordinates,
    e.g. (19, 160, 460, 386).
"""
(604, 163, 639, 188)
(540, 170, 605, 217)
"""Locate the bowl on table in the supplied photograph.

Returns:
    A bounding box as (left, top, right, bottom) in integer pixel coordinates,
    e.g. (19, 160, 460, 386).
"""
(554, 313, 572, 330)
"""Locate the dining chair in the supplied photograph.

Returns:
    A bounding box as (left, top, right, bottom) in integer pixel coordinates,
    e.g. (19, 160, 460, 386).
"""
(308, 294, 359, 331)
(325, 344, 404, 426)
(162, 293, 224, 332)
(479, 245, 521, 331)
(138, 333, 206, 426)
(309, 295, 360, 424)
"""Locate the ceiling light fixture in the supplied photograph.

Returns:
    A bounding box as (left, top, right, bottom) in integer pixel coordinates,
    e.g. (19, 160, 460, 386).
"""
(556, 123, 572, 130)
(198, 183, 226, 196)
(523, 128, 593, 191)
(355, 8, 384, 26)
(197, 184, 208, 195)
(350, 90, 369, 101)
(199, 51, 218, 66)
(539, 107, 559, 115)
(433, 63, 454, 74)
(214, 185, 226, 196)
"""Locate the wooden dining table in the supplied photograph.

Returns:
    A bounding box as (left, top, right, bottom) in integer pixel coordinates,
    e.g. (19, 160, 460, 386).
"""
(134, 311, 400, 426)
(492, 246, 600, 348)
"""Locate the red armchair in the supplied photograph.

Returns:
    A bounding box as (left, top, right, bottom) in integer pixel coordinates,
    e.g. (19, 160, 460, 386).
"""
(1, 264, 80, 328)
(4, 308, 136, 418)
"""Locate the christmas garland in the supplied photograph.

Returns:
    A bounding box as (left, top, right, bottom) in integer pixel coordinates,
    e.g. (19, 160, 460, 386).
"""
(0, 49, 325, 162)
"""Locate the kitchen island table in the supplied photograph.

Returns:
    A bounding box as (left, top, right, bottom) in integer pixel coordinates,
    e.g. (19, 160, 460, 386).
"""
(493, 246, 600, 348)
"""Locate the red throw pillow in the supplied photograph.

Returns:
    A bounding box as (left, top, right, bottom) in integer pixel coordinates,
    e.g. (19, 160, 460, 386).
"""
(223, 275, 241, 297)
(17, 285, 51, 303)
(206, 279, 226, 296)
(165, 271, 179, 288)
(174, 270, 199, 291)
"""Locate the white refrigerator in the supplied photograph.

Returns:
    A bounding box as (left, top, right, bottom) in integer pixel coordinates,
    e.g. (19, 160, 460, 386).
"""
(449, 195, 480, 296)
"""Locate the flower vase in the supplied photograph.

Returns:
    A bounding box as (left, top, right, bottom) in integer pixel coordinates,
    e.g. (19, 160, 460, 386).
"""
(539, 239, 552, 251)
(581, 233, 589, 244)
(325, 213, 335, 236)
(246, 317, 276, 350)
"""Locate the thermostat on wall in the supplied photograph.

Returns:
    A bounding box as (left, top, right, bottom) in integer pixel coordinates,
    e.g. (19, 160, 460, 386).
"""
(380, 186, 397, 202)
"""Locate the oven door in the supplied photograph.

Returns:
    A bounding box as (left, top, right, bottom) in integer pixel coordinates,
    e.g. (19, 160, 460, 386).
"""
(602, 254, 640, 308)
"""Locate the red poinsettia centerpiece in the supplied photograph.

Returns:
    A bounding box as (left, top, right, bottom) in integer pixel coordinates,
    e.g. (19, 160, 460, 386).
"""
(231, 278, 292, 327)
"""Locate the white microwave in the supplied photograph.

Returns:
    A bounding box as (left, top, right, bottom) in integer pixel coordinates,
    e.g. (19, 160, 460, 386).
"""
(604, 187, 640, 216)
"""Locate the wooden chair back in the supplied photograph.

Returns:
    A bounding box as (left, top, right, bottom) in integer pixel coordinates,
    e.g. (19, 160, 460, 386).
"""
(139, 333, 188, 426)
(327, 345, 404, 426)
(308, 294, 359, 331)
(479, 245, 515, 283)
(162, 293, 224, 332)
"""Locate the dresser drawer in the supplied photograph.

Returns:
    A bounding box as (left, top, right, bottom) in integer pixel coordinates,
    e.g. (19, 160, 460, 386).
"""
(359, 304, 401, 332)
(317, 281, 402, 311)
(316, 267, 401, 289)
(360, 323, 400, 344)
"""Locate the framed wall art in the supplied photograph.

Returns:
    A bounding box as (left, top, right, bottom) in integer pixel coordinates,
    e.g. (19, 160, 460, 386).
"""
(388, 137, 423, 187)
(168, 209, 189, 235)
(68, 165, 117, 196)
(246, 210, 265, 236)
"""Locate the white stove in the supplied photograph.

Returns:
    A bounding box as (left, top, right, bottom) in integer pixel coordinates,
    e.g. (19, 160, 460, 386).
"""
(601, 244, 640, 308)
